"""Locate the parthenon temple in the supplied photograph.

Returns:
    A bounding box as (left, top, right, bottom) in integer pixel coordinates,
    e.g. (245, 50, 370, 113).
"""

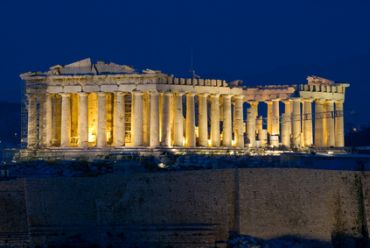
(20, 58, 349, 157)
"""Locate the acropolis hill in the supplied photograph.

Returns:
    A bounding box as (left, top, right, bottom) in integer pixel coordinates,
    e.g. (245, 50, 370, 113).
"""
(17, 58, 349, 160)
(3, 58, 370, 248)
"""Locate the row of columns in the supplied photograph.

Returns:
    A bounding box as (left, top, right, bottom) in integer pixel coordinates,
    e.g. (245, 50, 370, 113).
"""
(28, 92, 247, 149)
(27, 92, 345, 149)
(279, 98, 344, 148)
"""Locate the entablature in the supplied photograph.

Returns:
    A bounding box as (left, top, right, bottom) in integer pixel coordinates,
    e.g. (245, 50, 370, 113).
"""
(242, 86, 296, 101)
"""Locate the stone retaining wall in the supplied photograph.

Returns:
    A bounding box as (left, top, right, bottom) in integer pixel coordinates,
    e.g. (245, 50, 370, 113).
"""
(0, 168, 369, 247)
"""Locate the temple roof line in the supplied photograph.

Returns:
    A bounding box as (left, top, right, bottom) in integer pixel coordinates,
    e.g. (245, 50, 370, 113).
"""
(20, 58, 349, 90)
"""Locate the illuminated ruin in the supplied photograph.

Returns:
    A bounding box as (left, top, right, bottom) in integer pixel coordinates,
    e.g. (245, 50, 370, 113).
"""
(19, 58, 349, 159)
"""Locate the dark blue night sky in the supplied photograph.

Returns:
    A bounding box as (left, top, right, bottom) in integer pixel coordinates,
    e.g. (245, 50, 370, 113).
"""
(1, 0, 369, 124)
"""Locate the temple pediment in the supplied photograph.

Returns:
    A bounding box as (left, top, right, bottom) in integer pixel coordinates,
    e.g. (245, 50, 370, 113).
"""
(307, 76, 334, 85)
(45, 58, 137, 76)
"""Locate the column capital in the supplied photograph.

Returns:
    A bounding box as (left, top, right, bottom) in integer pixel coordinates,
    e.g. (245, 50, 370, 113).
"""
(198, 93, 209, 97)
(222, 94, 232, 99)
(149, 91, 159, 96)
(291, 97, 301, 102)
(176, 92, 185, 96)
(272, 98, 281, 102)
(335, 99, 344, 104)
(186, 92, 196, 96)
(264, 100, 273, 105)
(315, 98, 326, 104)
(282, 99, 292, 104)
(163, 91, 173, 96)
(115, 91, 127, 96)
(210, 93, 220, 98)
(302, 98, 314, 103)
(132, 91, 144, 96)
(60, 93, 71, 98)
(96, 92, 106, 97)
(234, 95, 244, 100)
(78, 92, 88, 97)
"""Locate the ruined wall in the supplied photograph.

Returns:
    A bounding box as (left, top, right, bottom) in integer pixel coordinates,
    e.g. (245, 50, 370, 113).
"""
(1, 168, 369, 247)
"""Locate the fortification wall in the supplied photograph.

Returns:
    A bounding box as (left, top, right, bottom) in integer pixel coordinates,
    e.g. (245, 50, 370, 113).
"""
(0, 168, 369, 247)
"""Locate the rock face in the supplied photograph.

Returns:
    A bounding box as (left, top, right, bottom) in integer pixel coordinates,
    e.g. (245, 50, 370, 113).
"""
(1, 167, 370, 247)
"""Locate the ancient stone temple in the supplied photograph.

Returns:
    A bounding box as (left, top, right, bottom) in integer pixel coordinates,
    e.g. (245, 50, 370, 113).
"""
(19, 58, 349, 159)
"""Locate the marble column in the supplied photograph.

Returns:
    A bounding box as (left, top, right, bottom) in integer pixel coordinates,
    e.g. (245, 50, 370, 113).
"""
(51, 97, 59, 146)
(292, 98, 301, 148)
(60, 93, 71, 148)
(314, 99, 325, 147)
(234, 95, 244, 148)
(266, 101, 273, 135)
(247, 108, 256, 147)
(173, 92, 184, 146)
(27, 94, 38, 148)
(335, 100, 344, 147)
(185, 93, 196, 147)
(198, 93, 208, 147)
(210, 94, 220, 147)
(282, 100, 292, 147)
(222, 95, 232, 147)
(97, 92, 106, 148)
(281, 113, 291, 147)
(113, 92, 125, 147)
(302, 99, 313, 147)
(149, 92, 160, 147)
(78, 92, 88, 148)
(132, 91, 143, 146)
(44, 94, 52, 147)
(284, 100, 292, 116)
(322, 102, 328, 147)
(272, 99, 280, 135)
(256, 116, 263, 134)
(326, 100, 335, 147)
(142, 94, 150, 146)
(161, 92, 172, 147)
(249, 101, 259, 117)
(258, 129, 268, 147)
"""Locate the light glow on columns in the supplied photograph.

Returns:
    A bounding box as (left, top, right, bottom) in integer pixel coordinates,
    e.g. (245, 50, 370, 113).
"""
(88, 129, 96, 143)
(208, 139, 212, 147)
(195, 126, 199, 138)
(106, 131, 112, 142)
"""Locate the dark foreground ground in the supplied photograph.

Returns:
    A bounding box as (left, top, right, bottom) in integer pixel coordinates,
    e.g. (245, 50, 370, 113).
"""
(1, 154, 370, 247)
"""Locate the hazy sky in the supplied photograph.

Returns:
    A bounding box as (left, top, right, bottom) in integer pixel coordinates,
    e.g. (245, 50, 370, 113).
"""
(0, 0, 369, 124)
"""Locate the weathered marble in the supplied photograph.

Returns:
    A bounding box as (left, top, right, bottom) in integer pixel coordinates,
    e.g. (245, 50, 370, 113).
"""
(21, 59, 350, 157)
